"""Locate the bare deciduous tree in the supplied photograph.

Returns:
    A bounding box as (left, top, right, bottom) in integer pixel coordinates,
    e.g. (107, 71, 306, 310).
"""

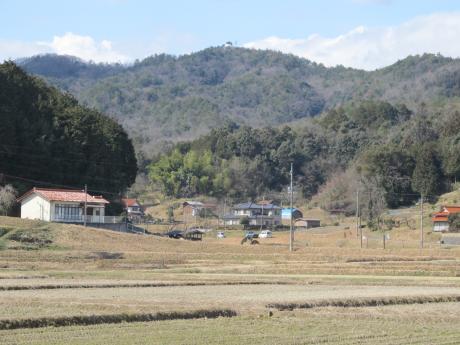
(359, 176, 386, 230)
(0, 185, 17, 216)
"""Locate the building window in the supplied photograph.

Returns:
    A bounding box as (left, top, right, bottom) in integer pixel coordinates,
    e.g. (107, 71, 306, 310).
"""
(55, 204, 81, 220)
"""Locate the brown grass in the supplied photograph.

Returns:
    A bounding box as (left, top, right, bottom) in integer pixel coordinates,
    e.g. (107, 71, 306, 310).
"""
(1, 217, 460, 284)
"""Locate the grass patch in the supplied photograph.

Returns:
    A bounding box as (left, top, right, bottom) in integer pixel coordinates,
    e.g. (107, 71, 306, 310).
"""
(86, 252, 125, 260)
(267, 294, 460, 310)
(0, 309, 237, 330)
(5, 226, 54, 250)
(0, 227, 11, 237)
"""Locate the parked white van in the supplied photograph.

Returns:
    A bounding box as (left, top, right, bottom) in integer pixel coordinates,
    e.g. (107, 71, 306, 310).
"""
(259, 230, 272, 238)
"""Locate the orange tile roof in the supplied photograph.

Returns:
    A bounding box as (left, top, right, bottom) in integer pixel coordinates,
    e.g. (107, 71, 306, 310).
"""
(17, 188, 109, 204)
(432, 216, 448, 222)
(432, 205, 460, 223)
(121, 198, 139, 207)
(443, 206, 460, 213)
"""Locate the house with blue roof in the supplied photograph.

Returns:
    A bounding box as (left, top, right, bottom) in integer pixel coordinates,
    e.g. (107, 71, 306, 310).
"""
(222, 202, 281, 227)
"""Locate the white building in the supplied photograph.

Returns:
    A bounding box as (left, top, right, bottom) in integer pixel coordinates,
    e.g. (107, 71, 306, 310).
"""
(121, 198, 144, 221)
(222, 202, 282, 227)
(432, 206, 460, 232)
(17, 187, 109, 223)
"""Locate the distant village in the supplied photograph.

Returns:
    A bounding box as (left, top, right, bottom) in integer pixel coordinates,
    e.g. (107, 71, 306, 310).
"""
(14, 186, 460, 241)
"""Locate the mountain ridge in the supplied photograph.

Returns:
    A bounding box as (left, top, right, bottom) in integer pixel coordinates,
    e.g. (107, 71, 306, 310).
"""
(17, 48, 460, 157)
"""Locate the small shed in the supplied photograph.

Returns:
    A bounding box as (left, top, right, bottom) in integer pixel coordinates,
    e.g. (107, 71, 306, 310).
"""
(294, 218, 321, 229)
(183, 201, 216, 217)
(184, 228, 205, 241)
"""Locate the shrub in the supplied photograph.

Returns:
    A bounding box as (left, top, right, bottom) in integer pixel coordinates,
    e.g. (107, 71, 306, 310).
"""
(448, 213, 460, 232)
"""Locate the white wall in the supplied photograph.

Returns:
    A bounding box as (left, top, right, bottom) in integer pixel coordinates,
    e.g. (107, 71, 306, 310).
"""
(21, 194, 51, 221)
(433, 222, 449, 232)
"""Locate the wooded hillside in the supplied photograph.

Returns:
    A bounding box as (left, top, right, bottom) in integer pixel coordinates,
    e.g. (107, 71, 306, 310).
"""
(19, 48, 460, 158)
(0, 62, 137, 196)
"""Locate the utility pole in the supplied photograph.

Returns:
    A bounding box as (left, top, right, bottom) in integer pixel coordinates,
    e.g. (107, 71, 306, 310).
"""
(84, 184, 87, 227)
(289, 163, 294, 252)
(223, 198, 227, 231)
(260, 201, 264, 231)
(420, 194, 424, 249)
(356, 189, 360, 239)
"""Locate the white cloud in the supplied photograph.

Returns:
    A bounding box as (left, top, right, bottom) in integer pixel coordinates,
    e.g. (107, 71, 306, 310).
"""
(39, 33, 128, 63)
(0, 32, 128, 63)
(244, 12, 460, 70)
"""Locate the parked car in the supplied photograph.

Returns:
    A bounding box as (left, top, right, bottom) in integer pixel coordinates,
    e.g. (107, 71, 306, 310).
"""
(217, 231, 225, 239)
(259, 230, 272, 238)
(165, 230, 183, 239)
(244, 231, 258, 239)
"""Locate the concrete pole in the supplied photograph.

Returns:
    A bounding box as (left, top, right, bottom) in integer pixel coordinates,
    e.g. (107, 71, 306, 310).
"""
(420, 195, 424, 249)
(356, 189, 360, 238)
(84, 184, 87, 227)
(289, 163, 294, 252)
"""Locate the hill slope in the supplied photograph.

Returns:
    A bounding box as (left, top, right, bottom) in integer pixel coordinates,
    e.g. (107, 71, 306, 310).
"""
(18, 48, 460, 157)
(0, 61, 137, 195)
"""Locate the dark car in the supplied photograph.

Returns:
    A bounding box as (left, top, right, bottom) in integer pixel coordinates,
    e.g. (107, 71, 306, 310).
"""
(165, 230, 183, 239)
(244, 231, 258, 239)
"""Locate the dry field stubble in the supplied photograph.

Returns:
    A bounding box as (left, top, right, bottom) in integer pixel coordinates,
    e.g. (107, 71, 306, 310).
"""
(1, 216, 460, 277)
(2, 217, 460, 344)
(2, 303, 460, 345)
(3, 283, 460, 320)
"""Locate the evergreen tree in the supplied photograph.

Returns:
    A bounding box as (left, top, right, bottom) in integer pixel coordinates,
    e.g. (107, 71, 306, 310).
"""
(411, 144, 443, 197)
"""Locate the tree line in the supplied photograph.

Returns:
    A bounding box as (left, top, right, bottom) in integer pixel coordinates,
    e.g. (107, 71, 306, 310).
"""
(0, 62, 137, 202)
(149, 100, 460, 226)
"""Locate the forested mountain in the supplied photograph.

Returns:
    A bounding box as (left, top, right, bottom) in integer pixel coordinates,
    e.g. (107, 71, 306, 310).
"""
(18, 48, 460, 159)
(0, 62, 137, 197)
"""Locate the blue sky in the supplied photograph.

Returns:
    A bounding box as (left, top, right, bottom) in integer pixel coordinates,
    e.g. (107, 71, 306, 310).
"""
(2, 0, 460, 69)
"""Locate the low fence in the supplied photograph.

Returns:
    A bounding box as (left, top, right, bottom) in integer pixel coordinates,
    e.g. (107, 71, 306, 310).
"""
(54, 216, 124, 224)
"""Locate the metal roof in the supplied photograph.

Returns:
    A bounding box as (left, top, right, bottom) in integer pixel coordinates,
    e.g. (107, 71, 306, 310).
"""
(233, 202, 281, 210)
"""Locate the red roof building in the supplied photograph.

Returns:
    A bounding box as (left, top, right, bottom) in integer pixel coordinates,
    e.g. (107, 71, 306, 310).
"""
(121, 198, 144, 220)
(18, 188, 109, 204)
(17, 187, 109, 223)
(432, 206, 460, 232)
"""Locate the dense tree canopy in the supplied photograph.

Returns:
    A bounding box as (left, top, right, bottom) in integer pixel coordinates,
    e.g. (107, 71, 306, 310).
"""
(0, 62, 137, 196)
(149, 99, 459, 211)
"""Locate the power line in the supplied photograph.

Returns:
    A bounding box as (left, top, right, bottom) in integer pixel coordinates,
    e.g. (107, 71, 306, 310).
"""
(0, 160, 128, 185)
(2, 173, 121, 196)
(0, 144, 137, 169)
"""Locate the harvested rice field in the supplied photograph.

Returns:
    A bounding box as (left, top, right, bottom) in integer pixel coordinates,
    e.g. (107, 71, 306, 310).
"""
(3, 303, 460, 345)
(3, 283, 460, 320)
(2, 217, 460, 344)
